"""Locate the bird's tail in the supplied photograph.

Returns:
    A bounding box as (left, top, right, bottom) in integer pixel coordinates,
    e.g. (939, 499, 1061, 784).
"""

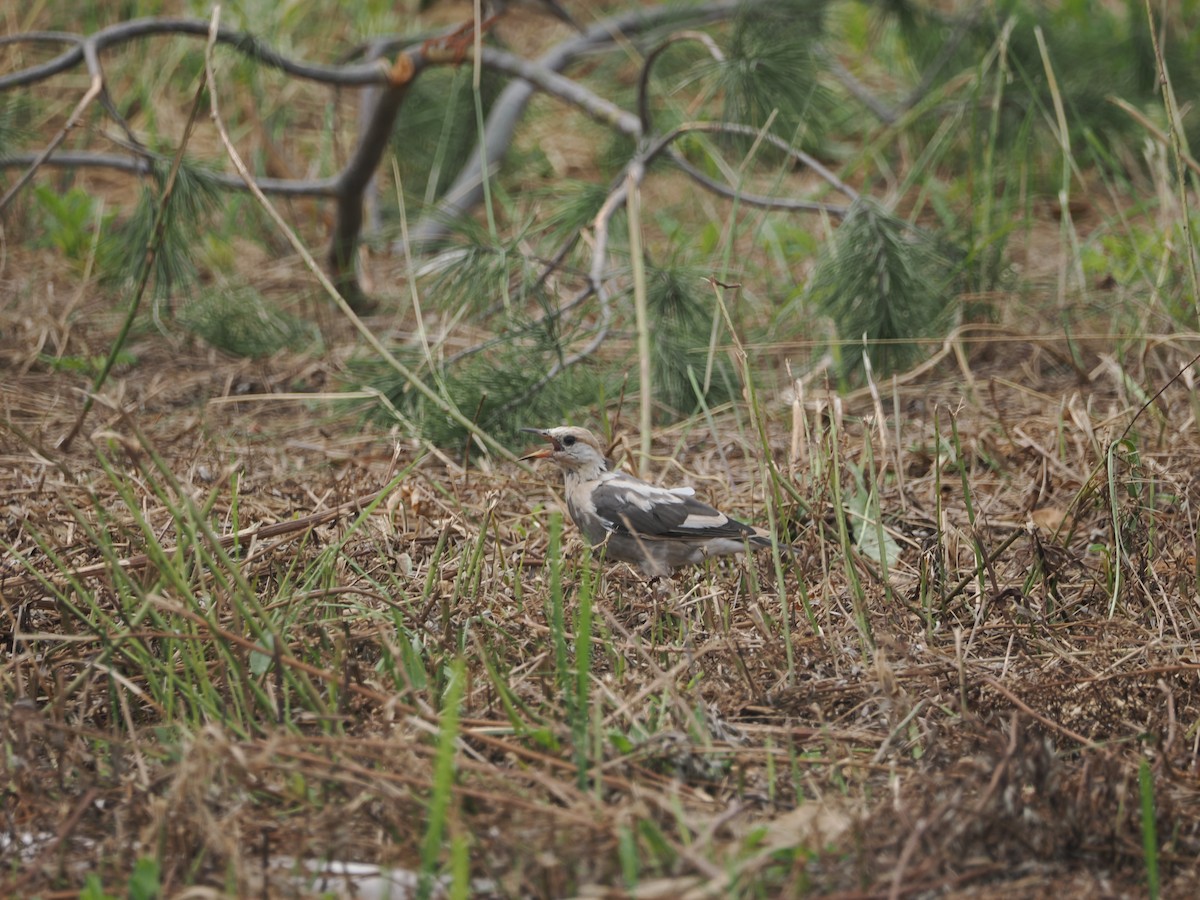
(748, 531, 800, 556)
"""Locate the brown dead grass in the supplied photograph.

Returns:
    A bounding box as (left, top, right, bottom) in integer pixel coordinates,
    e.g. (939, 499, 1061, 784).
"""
(5, 2, 1200, 895)
(4, 234, 1200, 899)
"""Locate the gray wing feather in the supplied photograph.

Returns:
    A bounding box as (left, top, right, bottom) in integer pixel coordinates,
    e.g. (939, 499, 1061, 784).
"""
(591, 478, 755, 541)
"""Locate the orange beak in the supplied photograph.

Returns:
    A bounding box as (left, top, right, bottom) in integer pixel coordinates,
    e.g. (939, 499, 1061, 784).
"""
(520, 428, 557, 461)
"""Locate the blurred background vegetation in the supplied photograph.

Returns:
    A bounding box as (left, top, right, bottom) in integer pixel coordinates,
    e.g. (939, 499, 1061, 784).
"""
(5, 0, 1199, 448)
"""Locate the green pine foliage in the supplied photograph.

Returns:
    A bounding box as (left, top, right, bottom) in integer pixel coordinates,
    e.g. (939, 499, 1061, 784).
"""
(423, 229, 549, 319)
(0, 96, 33, 157)
(716, 0, 833, 149)
(358, 334, 608, 449)
(882, 0, 1200, 156)
(179, 285, 320, 358)
(986, 1, 1193, 150)
(801, 198, 957, 380)
(100, 160, 220, 297)
(32, 185, 118, 268)
(645, 264, 738, 419)
(536, 179, 614, 244)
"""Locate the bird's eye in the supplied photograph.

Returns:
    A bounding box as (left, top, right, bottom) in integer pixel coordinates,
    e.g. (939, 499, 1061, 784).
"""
(562, 435, 576, 447)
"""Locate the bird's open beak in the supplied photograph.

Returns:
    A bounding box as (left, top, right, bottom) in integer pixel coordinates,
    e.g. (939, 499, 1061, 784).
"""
(519, 428, 557, 461)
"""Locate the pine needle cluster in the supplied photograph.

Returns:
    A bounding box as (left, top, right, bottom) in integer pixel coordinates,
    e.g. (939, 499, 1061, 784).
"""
(645, 264, 738, 419)
(100, 161, 220, 297)
(179, 285, 319, 358)
(801, 198, 956, 380)
(713, 0, 833, 150)
(359, 334, 606, 450)
(388, 60, 505, 212)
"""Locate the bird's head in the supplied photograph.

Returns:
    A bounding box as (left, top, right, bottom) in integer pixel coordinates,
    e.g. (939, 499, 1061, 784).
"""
(520, 426, 608, 473)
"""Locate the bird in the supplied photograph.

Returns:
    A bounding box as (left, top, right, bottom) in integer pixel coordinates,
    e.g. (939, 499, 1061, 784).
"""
(521, 426, 788, 577)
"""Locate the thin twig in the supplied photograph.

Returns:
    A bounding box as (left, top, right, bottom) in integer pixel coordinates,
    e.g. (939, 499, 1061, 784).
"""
(56, 56, 208, 450)
(0, 18, 390, 91)
(0, 48, 103, 214)
(0, 151, 341, 195)
(647, 120, 860, 202)
(666, 148, 852, 215)
(637, 30, 726, 134)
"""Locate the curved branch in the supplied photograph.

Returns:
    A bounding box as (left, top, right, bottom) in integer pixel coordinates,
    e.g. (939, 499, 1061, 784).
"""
(637, 30, 725, 135)
(666, 148, 850, 216)
(0, 30, 78, 46)
(0, 18, 390, 91)
(0, 152, 340, 196)
(397, 0, 778, 253)
(645, 120, 860, 203)
(0, 43, 104, 214)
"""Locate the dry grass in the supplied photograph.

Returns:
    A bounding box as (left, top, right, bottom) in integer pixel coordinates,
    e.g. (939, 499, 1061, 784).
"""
(5, 255, 1200, 897)
(6, 1, 1200, 896)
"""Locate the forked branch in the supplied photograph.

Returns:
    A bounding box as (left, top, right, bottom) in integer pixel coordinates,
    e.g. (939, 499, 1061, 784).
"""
(2, 0, 844, 310)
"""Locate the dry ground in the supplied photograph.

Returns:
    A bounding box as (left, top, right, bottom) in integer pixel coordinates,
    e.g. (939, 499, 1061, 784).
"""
(4, 242, 1200, 898)
(7, 2, 1200, 896)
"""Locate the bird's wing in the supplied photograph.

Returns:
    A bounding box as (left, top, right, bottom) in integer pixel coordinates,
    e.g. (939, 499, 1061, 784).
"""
(591, 474, 755, 542)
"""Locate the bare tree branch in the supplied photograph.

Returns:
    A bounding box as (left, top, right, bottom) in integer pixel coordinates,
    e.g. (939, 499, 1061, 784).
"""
(651, 121, 859, 210)
(395, 0, 778, 254)
(665, 148, 851, 216)
(0, 43, 103, 214)
(2, 0, 849, 310)
(0, 152, 340, 196)
(0, 18, 390, 91)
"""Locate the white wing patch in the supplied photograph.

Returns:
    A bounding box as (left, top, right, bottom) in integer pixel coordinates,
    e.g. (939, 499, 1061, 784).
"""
(677, 512, 731, 532)
(608, 474, 692, 512)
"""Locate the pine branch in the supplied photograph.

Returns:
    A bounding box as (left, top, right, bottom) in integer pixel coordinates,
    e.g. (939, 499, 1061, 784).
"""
(0, 152, 340, 195)
(3, 0, 838, 309)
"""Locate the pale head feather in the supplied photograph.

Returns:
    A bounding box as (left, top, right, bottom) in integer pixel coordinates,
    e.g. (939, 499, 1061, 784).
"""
(521, 426, 608, 474)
